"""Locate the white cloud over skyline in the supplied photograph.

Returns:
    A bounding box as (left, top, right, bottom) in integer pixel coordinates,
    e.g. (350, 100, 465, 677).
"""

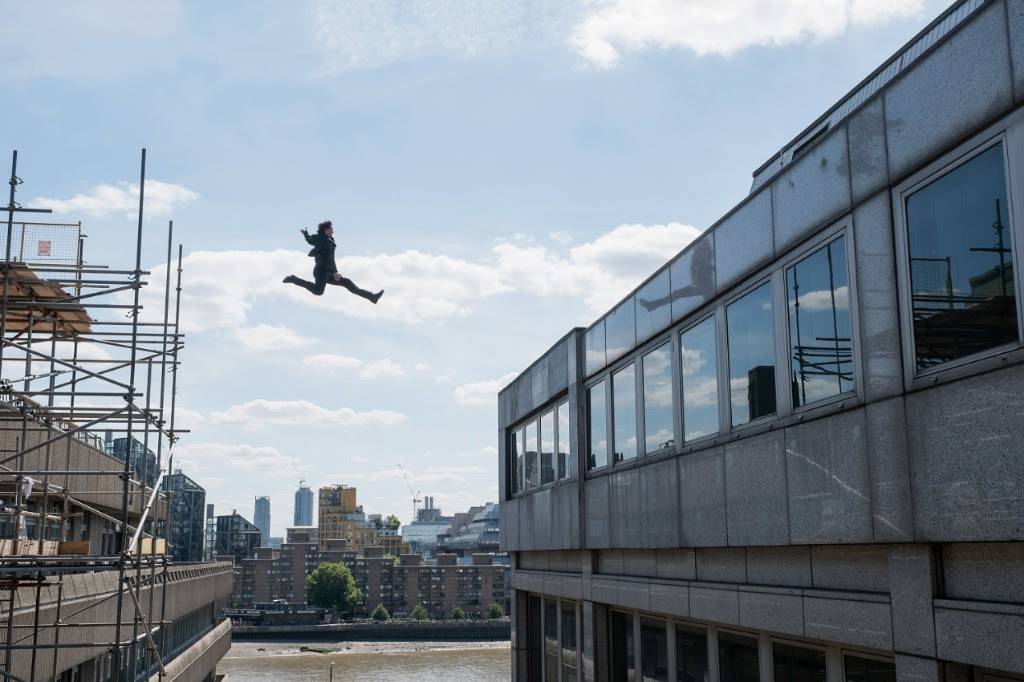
(208, 399, 407, 430)
(33, 180, 199, 218)
(454, 372, 520, 406)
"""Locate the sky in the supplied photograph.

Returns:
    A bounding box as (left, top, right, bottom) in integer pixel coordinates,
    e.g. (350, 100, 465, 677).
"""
(0, 0, 951, 535)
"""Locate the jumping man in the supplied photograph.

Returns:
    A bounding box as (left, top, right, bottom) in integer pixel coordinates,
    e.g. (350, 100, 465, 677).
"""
(283, 220, 384, 304)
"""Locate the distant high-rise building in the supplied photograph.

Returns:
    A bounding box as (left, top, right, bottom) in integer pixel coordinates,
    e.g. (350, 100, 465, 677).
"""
(254, 496, 271, 546)
(205, 503, 217, 560)
(294, 481, 314, 526)
(318, 484, 409, 555)
(163, 470, 206, 562)
(215, 511, 262, 564)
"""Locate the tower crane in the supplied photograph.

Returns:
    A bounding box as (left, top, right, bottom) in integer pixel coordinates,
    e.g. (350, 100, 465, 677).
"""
(397, 464, 421, 524)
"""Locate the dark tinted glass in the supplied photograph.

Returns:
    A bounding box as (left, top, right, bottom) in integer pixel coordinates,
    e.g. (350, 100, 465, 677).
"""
(844, 655, 896, 682)
(612, 364, 638, 463)
(525, 420, 539, 489)
(643, 343, 675, 453)
(906, 143, 1017, 370)
(586, 320, 607, 376)
(675, 625, 708, 682)
(587, 381, 608, 469)
(607, 300, 637, 364)
(637, 269, 672, 342)
(641, 618, 669, 682)
(681, 317, 719, 440)
(718, 632, 759, 682)
(727, 283, 776, 426)
(773, 642, 826, 682)
(512, 428, 524, 494)
(545, 600, 559, 682)
(561, 603, 577, 680)
(541, 410, 555, 485)
(787, 237, 853, 406)
(610, 611, 636, 681)
(557, 401, 570, 479)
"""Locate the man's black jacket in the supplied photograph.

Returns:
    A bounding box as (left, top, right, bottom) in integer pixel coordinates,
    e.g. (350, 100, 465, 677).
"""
(304, 231, 338, 273)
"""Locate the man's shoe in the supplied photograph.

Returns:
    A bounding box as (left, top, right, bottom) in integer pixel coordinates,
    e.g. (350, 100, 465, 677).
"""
(283, 275, 296, 284)
(371, 290, 385, 304)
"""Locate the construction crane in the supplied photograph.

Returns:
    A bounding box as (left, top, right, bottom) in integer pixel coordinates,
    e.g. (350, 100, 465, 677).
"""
(397, 464, 421, 524)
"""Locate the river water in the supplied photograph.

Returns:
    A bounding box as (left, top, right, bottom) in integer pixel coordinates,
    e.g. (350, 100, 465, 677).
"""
(219, 641, 511, 681)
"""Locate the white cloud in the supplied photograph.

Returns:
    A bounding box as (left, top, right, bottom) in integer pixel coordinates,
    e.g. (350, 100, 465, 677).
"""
(414, 363, 431, 372)
(303, 354, 407, 379)
(347, 464, 487, 484)
(302, 353, 363, 371)
(208, 399, 407, 430)
(33, 180, 199, 218)
(360, 358, 407, 379)
(572, 0, 925, 66)
(235, 324, 314, 352)
(549, 231, 573, 244)
(479, 445, 498, 458)
(453, 372, 519, 406)
(791, 285, 849, 312)
(174, 441, 309, 474)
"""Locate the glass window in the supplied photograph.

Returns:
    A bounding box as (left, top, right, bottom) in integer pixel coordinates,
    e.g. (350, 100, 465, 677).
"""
(586, 320, 607, 376)
(612, 364, 638, 464)
(587, 381, 608, 470)
(905, 143, 1017, 370)
(557, 401, 571, 479)
(512, 428, 524, 495)
(680, 317, 719, 441)
(727, 283, 776, 426)
(787, 237, 854, 406)
(636, 269, 672, 342)
(671, 236, 716, 322)
(640, 618, 668, 682)
(718, 632, 759, 682)
(844, 655, 896, 682)
(561, 602, 578, 682)
(642, 343, 675, 454)
(610, 611, 636, 682)
(540, 410, 555, 485)
(607, 300, 637, 364)
(545, 599, 559, 682)
(773, 642, 826, 682)
(525, 421, 539, 489)
(675, 624, 708, 682)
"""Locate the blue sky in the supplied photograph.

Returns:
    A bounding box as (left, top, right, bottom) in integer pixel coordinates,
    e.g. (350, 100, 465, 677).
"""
(1, 0, 950, 535)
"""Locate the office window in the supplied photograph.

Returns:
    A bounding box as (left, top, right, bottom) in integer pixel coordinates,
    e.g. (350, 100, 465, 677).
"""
(773, 642, 826, 682)
(561, 602, 578, 682)
(612, 364, 638, 464)
(643, 343, 675, 454)
(727, 283, 776, 426)
(610, 611, 636, 682)
(718, 632, 759, 682)
(844, 655, 896, 682)
(640, 618, 669, 682)
(905, 142, 1017, 370)
(511, 428, 524, 495)
(545, 599, 559, 682)
(587, 380, 608, 470)
(675, 624, 708, 682)
(680, 317, 719, 441)
(787, 236, 854, 406)
(525, 421, 539, 489)
(541, 410, 555, 485)
(557, 401, 570, 479)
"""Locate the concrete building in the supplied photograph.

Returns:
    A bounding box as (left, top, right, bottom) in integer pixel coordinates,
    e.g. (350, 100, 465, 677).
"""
(164, 469, 207, 563)
(499, 1, 1024, 680)
(254, 495, 271, 546)
(437, 502, 501, 558)
(204, 503, 217, 561)
(402, 497, 455, 555)
(318, 484, 410, 555)
(215, 512, 262, 564)
(294, 481, 314, 526)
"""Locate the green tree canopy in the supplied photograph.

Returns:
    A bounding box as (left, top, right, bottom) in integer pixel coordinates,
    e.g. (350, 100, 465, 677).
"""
(450, 606, 465, 621)
(384, 514, 401, 530)
(487, 602, 504, 619)
(371, 603, 390, 621)
(409, 603, 430, 620)
(305, 562, 362, 617)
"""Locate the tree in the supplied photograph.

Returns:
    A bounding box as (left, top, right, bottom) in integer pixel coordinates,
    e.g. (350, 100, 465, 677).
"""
(305, 562, 362, 618)
(409, 603, 430, 621)
(371, 603, 390, 622)
(487, 602, 504, 619)
(450, 606, 465, 621)
(384, 514, 401, 530)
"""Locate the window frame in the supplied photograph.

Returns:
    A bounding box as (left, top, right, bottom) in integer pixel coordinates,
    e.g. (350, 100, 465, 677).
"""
(508, 394, 573, 498)
(893, 120, 1024, 390)
(639, 337, 679, 459)
(723, 276, 782, 432)
(584, 375, 612, 473)
(678, 311, 722, 448)
(769, 636, 828, 682)
(555, 399, 572, 481)
(610, 359, 640, 466)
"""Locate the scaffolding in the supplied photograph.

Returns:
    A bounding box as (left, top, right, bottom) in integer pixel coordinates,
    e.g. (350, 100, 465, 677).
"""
(0, 149, 189, 681)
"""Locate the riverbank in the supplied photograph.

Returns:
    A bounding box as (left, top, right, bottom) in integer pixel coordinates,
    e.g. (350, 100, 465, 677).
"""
(231, 619, 510, 642)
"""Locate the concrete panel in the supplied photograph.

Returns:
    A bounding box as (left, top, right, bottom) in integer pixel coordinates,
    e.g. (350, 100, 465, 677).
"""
(531, 356, 550, 410)
(738, 589, 804, 637)
(745, 546, 813, 588)
(1010, 0, 1024, 102)
(585, 476, 611, 549)
(598, 549, 624, 576)
(785, 409, 873, 544)
(865, 397, 915, 542)
(656, 549, 697, 580)
(714, 189, 773, 292)
(934, 604, 1024, 674)
(884, 2, 1014, 178)
(679, 450, 728, 547)
(690, 586, 740, 626)
(889, 545, 938, 656)
(670, 234, 716, 323)
(773, 126, 852, 252)
(532, 488, 555, 550)
(724, 432, 790, 546)
(650, 582, 689, 618)
(624, 550, 658, 578)
(906, 365, 1024, 541)
(852, 192, 903, 402)
(895, 655, 944, 682)
(501, 498, 519, 552)
(848, 97, 890, 204)
(943, 542, 1024, 603)
(803, 596, 893, 650)
(515, 376, 532, 423)
(592, 577, 617, 606)
(518, 493, 535, 551)
(609, 468, 641, 548)
(563, 575, 584, 601)
(617, 579, 652, 611)
(696, 548, 747, 584)
(555, 482, 581, 549)
(640, 457, 681, 548)
(810, 545, 889, 593)
(548, 338, 570, 396)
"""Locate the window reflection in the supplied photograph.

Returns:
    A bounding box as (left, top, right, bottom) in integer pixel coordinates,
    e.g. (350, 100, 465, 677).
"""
(525, 420, 539, 489)
(675, 624, 708, 682)
(586, 319, 607, 376)
(606, 301, 637, 364)
(718, 632, 759, 682)
(557, 401, 570, 479)
(681, 317, 719, 441)
(541, 410, 555, 485)
(727, 283, 776, 426)
(544, 599, 559, 682)
(512, 427, 524, 495)
(636, 269, 672, 342)
(613, 364, 638, 463)
(561, 603, 577, 682)
(670, 236, 716, 321)
(787, 237, 853, 406)
(906, 143, 1017, 370)
(640, 618, 669, 682)
(587, 381, 608, 470)
(610, 611, 636, 682)
(844, 655, 896, 682)
(773, 642, 826, 682)
(643, 343, 675, 453)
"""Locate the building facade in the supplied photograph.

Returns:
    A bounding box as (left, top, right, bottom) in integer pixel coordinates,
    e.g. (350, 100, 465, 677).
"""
(499, 1, 1024, 680)
(215, 512, 262, 564)
(318, 484, 410, 555)
(294, 481, 314, 527)
(165, 469, 207, 563)
(254, 495, 271, 546)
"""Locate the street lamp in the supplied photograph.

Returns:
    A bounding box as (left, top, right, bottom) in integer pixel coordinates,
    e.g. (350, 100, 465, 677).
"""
(329, 662, 335, 681)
